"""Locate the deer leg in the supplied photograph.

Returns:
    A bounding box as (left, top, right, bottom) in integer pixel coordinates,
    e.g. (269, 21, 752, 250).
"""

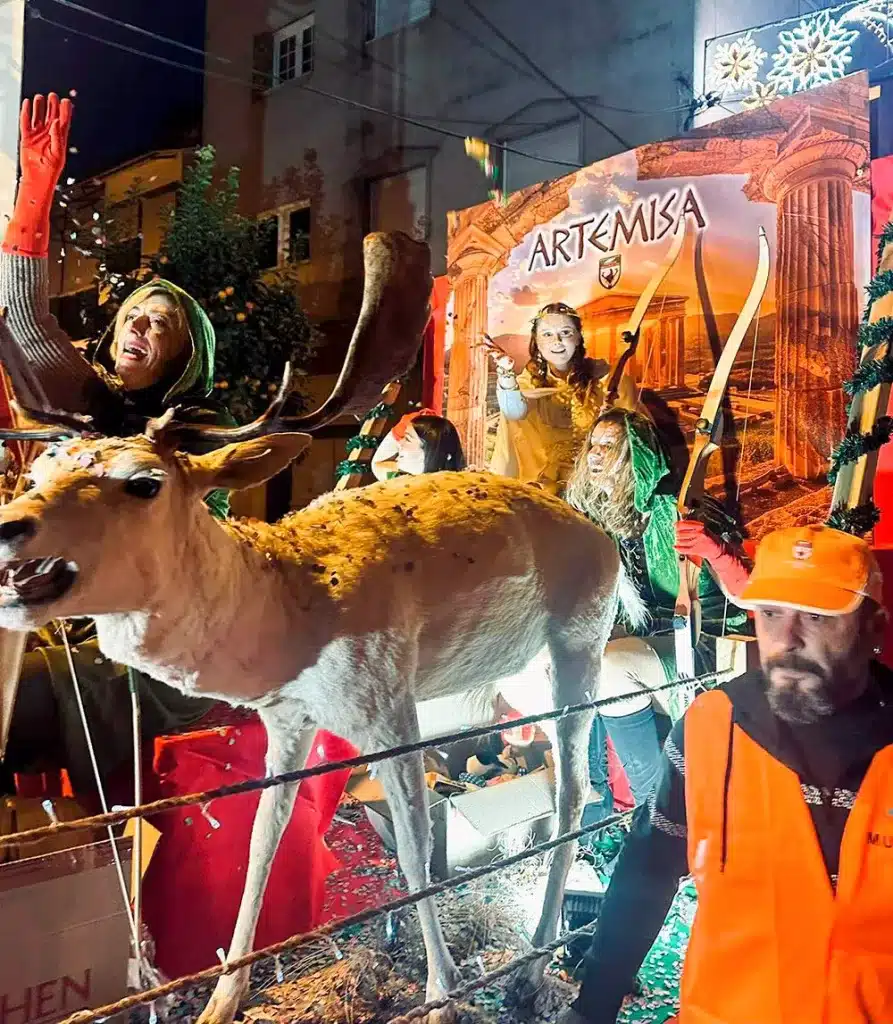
(197, 718, 315, 1024)
(513, 642, 598, 1006)
(374, 709, 460, 1022)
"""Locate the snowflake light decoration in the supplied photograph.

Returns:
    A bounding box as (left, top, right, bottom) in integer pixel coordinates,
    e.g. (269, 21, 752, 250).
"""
(767, 11, 859, 94)
(741, 80, 780, 110)
(709, 32, 767, 98)
(840, 0, 893, 46)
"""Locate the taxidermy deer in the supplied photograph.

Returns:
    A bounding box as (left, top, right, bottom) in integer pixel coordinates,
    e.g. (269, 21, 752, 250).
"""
(0, 232, 635, 1023)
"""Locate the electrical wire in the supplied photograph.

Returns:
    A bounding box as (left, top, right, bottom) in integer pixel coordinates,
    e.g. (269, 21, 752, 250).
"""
(458, 0, 633, 150)
(43, 0, 231, 63)
(27, 5, 586, 171)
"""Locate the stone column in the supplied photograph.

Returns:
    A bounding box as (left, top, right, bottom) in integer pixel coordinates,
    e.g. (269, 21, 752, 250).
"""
(608, 322, 619, 364)
(761, 142, 864, 480)
(447, 271, 490, 467)
(674, 314, 686, 387)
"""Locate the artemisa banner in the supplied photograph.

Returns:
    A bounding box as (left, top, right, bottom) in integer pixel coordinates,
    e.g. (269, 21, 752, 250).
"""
(446, 74, 871, 538)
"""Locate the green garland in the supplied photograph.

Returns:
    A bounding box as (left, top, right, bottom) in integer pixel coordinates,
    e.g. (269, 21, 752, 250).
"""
(826, 502, 882, 536)
(344, 434, 382, 453)
(877, 221, 893, 267)
(334, 401, 399, 482)
(826, 224, 893, 534)
(864, 269, 893, 310)
(827, 418, 893, 484)
(857, 316, 893, 351)
(335, 458, 372, 478)
(844, 355, 893, 397)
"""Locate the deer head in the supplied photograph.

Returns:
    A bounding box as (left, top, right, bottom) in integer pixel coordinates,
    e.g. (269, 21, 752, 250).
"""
(0, 425, 311, 630)
(0, 231, 432, 630)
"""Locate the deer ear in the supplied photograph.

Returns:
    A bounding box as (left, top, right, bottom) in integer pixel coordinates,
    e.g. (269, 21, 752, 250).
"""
(185, 433, 313, 493)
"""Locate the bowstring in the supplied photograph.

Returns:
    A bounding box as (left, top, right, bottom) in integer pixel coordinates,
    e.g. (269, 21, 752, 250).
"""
(721, 296, 762, 638)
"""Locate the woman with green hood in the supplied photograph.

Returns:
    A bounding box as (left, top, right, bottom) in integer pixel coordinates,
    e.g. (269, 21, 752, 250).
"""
(564, 407, 752, 816)
(0, 94, 228, 795)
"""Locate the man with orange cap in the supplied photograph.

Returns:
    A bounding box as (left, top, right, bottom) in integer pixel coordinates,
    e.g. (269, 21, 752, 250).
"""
(559, 524, 893, 1024)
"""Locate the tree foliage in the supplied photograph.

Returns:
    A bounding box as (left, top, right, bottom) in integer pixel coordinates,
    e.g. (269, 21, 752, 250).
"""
(82, 146, 316, 420)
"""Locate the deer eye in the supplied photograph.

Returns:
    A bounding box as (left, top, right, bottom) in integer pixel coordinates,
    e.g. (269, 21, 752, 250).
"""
(124, 474, 163, 499)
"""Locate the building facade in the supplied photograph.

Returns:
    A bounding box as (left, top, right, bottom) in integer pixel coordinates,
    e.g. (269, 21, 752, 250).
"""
(203, 0, 699, 329)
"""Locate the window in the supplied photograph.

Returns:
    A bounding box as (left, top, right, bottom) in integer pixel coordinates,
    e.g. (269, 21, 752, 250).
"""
(368, 167, 429, 241)
(258, 203, 312, 268)
(274, 14, 314, 86)
(287, 206, 311, 262)
(366, 0, 431, 41)
(502, 120, 581, 194)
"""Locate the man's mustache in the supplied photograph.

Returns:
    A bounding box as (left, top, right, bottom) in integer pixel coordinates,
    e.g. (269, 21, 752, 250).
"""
(764, 653, 827, 680)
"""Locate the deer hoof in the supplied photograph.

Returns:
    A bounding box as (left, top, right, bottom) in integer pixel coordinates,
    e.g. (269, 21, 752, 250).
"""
(424, 1005, 457, 1024)
(504, 955, 549, 1011)
(195, 976, 248, 1024)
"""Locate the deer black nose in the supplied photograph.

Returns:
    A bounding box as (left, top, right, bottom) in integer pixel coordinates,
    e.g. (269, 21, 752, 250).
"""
(0, 518, 36, 544)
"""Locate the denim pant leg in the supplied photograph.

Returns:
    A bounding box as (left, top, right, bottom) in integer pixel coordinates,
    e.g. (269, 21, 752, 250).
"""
(582, 713, 615, 830)
(601, 705, 666, 805)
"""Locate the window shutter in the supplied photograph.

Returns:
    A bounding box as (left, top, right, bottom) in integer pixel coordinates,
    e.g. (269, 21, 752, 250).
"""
(253, 32, 274, 95)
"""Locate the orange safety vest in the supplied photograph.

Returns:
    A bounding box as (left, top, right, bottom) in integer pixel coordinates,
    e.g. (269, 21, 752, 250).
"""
(675, 689, 893, 1024)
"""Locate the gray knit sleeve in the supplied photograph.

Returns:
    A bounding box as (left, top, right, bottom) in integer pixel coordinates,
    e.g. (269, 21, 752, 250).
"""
(0, 250, 98, 410)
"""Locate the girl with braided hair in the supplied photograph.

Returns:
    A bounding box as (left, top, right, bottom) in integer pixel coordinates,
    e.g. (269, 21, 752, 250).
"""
(484, 302, 622, 494)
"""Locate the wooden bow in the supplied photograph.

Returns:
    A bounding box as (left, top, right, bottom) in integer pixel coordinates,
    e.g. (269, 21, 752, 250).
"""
(600, 220, 688, 413)
(673, 226, 771, 692)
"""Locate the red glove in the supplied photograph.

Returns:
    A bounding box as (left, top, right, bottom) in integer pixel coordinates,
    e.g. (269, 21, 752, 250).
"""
(390, 406, 437, 441)
(674, 518, 751, 598)
(3, 94, 73, 258)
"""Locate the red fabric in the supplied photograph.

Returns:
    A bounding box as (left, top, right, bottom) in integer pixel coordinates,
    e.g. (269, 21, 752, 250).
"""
(423, 277, 450, 414)
(870, 157, 893, 545)
(605, 735, 634, 811)
(141, 718, 356, 979)
(4, 95, 73, 258)
(14, 769, 74, 799)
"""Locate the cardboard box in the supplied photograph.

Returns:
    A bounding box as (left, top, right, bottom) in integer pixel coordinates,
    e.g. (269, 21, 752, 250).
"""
(349, 768, 557, 878)
(0, 838, 133, 1024)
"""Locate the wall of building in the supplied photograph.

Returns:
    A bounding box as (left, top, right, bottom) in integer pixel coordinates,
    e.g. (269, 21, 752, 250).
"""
(204, 0, 698, 325)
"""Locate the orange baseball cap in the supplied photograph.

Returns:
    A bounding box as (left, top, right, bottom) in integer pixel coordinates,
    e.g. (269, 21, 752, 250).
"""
(737, 525, 884, 615)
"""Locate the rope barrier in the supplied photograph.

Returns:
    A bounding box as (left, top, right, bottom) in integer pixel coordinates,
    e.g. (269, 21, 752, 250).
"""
(0, 668, 733, 848)
(59, 809, 632, 1024)
(384, 920, 599, 1024)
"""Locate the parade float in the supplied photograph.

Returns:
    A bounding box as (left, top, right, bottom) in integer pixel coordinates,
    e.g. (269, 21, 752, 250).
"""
(0, 69, 892, 1024)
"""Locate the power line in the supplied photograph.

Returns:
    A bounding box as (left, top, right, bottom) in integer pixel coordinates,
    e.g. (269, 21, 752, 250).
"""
(430, 3, 536, 83)
(458, 0, 633, 151)
(43, 0, 230, 64)
(27, 6, 585, 170)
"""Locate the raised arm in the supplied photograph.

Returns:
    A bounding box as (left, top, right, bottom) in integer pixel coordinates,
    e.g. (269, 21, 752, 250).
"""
(483, 334, 528, 421)
(1, 94, 102, 412)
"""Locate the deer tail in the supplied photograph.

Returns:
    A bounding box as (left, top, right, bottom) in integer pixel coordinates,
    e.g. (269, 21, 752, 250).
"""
(615, 557, 649, 634)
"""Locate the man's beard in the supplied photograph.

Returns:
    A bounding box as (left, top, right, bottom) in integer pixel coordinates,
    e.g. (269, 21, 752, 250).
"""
(764, 653, 837, 724)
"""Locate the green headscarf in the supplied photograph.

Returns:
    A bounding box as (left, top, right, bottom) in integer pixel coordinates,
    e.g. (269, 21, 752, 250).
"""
(94, 278, 231, 519)
(95, 278, 217, 404)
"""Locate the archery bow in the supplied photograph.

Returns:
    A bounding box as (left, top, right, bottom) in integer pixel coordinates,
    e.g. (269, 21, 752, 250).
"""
(673, 226, 771, 698)
(601, 219, 689, 412)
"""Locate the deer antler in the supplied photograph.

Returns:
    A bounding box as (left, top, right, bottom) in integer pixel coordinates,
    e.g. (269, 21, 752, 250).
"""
(146, 231, 432, 453)
(147, 363, 296, 449)
(0, 402, 97, 441)
(0, 231, 431, 451)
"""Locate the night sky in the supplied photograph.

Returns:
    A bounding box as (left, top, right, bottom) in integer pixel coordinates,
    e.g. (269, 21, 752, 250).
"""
(22, 0, 206, 180)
